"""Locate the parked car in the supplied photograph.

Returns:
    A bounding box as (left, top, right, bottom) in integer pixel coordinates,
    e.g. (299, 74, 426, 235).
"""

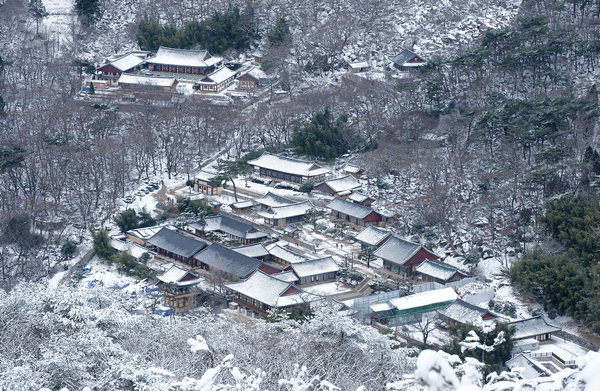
(124, 195, 135, 203)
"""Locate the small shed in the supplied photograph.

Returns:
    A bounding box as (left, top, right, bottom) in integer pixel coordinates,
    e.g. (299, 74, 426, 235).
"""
(347, 61, 369, 73)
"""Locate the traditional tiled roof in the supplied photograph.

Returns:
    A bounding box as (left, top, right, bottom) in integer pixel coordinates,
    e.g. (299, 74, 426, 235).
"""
(354, 226, 391, 247)
(248, 153, 330, 177)
(326, 197, 377, 219)
(105, 53, 144, 71)
(287, 257, 339, 278)
(315, 175, 361, 194)
(389, 49, 426, 67)
(415, 260, 467, 282)
(146, 46, 221, 67)
(258, 201, 314, 220)
(348, 192, 372, 204)
(506, 354, 550, 379)
(254, 192, 296, 208)
(509, 317, 561, 340)
(147, 227, 207, 258)
(189, 215, 267, 240)
(198, 67, 236, 84)
(193, 243, 261, 278)
(118, 74, 177, 87)
(225, 270, 312, 308)
(374, 235, 428, 265)
(438, 298, 496, 326)
(157, 265, 202, 286)
(266, 243, 311, 264)
(232, 243, 269, 259)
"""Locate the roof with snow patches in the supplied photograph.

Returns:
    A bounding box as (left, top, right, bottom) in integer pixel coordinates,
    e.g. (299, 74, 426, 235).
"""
(326, 197, 377, 219)
(248, 153, 330, 177)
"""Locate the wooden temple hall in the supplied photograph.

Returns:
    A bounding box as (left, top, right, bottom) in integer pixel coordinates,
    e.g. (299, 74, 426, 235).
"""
(145, 47, 223, 75)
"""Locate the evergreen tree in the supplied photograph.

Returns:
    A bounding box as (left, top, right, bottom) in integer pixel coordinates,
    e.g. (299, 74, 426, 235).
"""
(114, 209, 140, 233)
(292, 108, 350, 159)
(28, 0, 48, 36)
(267, 17, 291, 47)
(74, 0, 101, 25)
(91, 229, 113, 259)
(358, 247, 376, 268)
(211, 159, 252, 202)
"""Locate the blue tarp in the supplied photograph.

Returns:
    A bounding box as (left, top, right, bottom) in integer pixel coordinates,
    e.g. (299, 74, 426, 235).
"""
(114, 282, 130, 290)
(155, 308, 172, 317)
(86, 279, 99, 288)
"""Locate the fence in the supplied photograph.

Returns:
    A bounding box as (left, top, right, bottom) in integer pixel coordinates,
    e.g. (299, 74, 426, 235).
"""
(351, 276, 483, 324)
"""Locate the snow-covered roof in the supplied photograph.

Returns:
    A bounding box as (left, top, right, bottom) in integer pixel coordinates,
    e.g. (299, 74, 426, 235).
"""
(225, 270, 311, 308)
(388, 287, 457, 312)
(349, 61, 369, 69)
(110, 239, 149, 259)
(146, 46, 221, 68)
(288, 257, 339, 278)
(438, 298, 496, 326)
(370, 302, 395, 312)
(326, 197, 377, 219)
(266, 243, 311, 264)
(109, 53, 144, 71)
(118, 74, 177, 87)
(231, 200, 254, 209)
(354, 226, 391, 247)
(415, 260, 466, 282)
(195, 169, 219, 183)
(198, 67, 236, 84)
(147, 228, 208, 258)
(271, 271, 299, 283)
(232, 243, 269, 259)
(348, 192, 372, 203)
(127, 225, 176, 241)
(157, 265, 202, 286)
(389, 49, 427, 66)
(193, 243, 262, 278)
(248, 153, 330, 177)
(259, 201, 313, 220)
(506, 354, 549, 379)
(509, 317, 561, 340)
(254, 192, 296, 208)
(342, 164, 361, 174)
(374, 235, 430, 265)
(189, 215, 267, 240)
(316, 175, 361, 194)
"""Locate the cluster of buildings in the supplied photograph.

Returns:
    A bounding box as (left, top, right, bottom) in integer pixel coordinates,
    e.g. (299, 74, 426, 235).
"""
(90, 46, 271, 95)
(88, 46, 427, 96)
(108, 149, 591, 375)
(115, 213, 341, 315)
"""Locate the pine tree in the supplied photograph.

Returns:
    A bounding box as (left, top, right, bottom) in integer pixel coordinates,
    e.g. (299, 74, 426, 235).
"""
(28, 0, 48, 36)
(74, 0, 101, 25)
(91, 228, 113, 259)
(267, 17, 291, 47)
